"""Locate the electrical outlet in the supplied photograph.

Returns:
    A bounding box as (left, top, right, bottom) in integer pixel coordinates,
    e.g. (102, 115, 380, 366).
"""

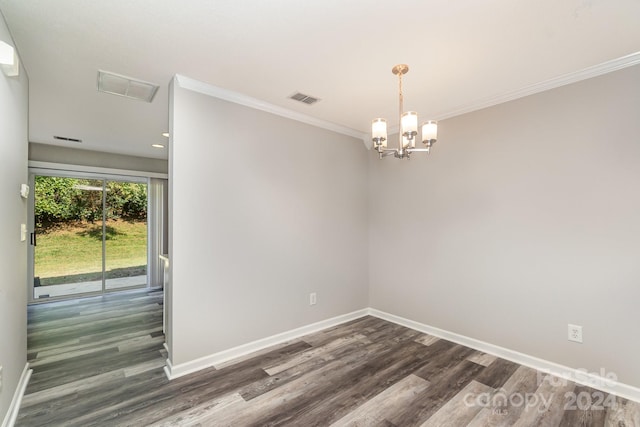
(568, 324, 583, 343)
(309, 293, 317, 306)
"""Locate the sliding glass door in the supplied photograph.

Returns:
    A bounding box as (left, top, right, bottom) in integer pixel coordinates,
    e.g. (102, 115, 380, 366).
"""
(29, 172, 148, 301)
(104, 181, 148, 291)
(32, 177, 105, 298)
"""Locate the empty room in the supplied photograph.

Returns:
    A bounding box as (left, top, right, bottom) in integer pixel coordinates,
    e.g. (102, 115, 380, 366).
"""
(0, 1, 639, 426)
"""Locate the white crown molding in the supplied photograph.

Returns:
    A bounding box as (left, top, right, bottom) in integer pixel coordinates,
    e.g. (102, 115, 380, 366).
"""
(1, 363, 32, 427)
(436, 51, 640, 120)
(369, 308, 640, 404)
(174, 75, 370, 147)
(177, 53, 639, 151)
(164, 309, 369, 380)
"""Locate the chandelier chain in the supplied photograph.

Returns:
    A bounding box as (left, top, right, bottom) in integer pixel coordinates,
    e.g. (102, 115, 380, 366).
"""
(398, 72, 404, 128)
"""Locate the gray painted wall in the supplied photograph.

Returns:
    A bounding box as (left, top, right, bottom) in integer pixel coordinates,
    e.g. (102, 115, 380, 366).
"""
(0, 13, 28, 423)
(169, 80, 369, 365)
(369, 65, 640, 388)
(29, 142, 168, 174)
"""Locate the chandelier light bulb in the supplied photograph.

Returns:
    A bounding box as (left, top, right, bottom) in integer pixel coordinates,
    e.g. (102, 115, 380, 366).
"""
(372, 118, 388, 148)
(422, 121, 438, 146)
(401, 111, 418, 138)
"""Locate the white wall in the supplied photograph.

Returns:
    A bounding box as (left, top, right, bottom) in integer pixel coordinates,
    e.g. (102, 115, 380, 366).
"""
(0, 13, 28, 423)
(369, 65, 640, 388)
(169, 78, 369, 365)
(29, 142, 168, 174)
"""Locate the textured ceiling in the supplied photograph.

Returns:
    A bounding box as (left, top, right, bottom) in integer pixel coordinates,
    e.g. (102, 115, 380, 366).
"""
(0, 0, 639, 160)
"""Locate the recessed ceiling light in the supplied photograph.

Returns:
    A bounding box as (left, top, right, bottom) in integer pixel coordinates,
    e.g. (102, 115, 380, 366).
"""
(151, 144, 165, 148)
(97, 70, 159, 102)
(161, 132, 170, 137)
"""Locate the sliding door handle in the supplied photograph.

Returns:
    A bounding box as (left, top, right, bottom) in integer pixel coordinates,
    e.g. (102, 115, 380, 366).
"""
(30, 232, 36, 246)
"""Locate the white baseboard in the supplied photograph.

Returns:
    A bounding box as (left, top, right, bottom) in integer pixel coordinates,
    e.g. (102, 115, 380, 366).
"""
(164, 309, 369, 380)
(1, 363, 32, 427)
(161, 306, 640, 403)
(368, 308, 640, 403)
(163, 359, 174, 381)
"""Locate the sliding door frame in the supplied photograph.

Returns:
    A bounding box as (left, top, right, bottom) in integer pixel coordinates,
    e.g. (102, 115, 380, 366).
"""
(28, 167, 150, 304)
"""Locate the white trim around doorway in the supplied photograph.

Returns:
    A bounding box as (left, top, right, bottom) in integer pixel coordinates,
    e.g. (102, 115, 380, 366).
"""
(28, 161, 168, 179)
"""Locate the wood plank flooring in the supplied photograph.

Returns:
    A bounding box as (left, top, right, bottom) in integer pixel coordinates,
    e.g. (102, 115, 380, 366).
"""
(17, 290, 640, 426)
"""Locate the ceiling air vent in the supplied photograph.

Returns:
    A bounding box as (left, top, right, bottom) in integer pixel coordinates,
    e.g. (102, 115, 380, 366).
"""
(289, 92, 320, 105)
(53, 135, 82, 143)
(97, 70, 159, 103)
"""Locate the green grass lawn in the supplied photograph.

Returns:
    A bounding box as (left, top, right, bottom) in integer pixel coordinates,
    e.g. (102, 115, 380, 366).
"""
(35, 220, 147, 286)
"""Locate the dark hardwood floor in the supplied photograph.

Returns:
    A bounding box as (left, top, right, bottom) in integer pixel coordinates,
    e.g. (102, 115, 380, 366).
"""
(17, 289, 640, 426)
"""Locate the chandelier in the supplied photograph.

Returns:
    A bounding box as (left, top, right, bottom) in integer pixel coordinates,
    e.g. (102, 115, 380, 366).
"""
(371, 64, 438, 159)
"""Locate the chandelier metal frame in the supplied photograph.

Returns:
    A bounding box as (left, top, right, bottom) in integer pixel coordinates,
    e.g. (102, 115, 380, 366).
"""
(372, 64, 438, 160)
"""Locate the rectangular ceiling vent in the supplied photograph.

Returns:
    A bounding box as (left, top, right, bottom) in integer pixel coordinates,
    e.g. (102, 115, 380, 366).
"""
(97, 70, 159, 103)
(53, 135, 82, 143)
(289, 92, 320, 105)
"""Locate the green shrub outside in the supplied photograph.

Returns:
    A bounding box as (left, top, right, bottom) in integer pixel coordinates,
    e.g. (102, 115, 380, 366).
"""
(35, 176, 147, 229)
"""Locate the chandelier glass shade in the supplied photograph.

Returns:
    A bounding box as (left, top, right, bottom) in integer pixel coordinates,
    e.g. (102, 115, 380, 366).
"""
(372, 64, 438, 159)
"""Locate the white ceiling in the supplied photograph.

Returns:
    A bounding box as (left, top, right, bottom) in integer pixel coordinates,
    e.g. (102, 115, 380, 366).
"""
(0, 0, 639, 160)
